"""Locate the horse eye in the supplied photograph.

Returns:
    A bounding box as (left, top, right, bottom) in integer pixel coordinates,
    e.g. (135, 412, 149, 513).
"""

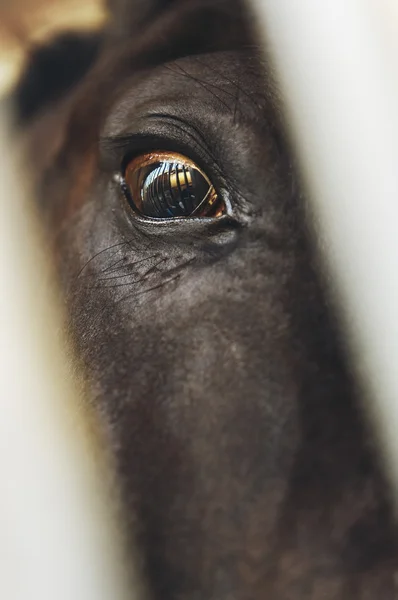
(123, 151, 225, 219)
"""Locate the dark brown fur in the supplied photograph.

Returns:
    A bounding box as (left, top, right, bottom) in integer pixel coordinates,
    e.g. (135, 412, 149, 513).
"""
(14, 1, 398, 598)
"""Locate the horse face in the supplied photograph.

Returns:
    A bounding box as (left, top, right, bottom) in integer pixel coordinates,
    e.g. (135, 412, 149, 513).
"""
(16, 0, 398, 597)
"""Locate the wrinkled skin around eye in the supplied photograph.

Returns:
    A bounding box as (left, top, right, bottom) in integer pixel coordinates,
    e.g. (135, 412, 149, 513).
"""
(15, 1, 398, 599)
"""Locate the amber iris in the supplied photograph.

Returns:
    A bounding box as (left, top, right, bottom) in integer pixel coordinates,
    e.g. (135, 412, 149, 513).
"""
(124, 151, 224, 219)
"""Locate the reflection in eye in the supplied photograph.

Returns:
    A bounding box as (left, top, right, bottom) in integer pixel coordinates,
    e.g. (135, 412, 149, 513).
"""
(124, 151, 225, 219)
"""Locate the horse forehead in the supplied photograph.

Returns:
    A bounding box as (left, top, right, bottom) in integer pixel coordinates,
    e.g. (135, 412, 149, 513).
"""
(102, 50, 269, 136)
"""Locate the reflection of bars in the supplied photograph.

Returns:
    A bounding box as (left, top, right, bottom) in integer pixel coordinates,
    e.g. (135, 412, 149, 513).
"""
(2, 2, 398, 598)
(250, 0, 398, 507)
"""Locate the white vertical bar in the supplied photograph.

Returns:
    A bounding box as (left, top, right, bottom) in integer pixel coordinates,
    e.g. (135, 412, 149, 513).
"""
(249, 0, 398, 503)
(0, 106, 136, 600)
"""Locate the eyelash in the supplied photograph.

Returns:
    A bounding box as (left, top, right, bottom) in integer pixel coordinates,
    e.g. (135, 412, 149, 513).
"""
(101, 113, 224, 175)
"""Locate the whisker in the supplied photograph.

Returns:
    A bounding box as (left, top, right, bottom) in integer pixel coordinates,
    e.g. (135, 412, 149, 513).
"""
(75, 241, 130, 279)
(90, 275, 151, 290)
(92, 256, 170, 290)
(193, 56, 262, 112)
(98, 254, 161, 280)
(100, 255, 128, 275)
(142, 257, 168, 277)
(115, 273, 182, 306)
(165, 64, 232, 113)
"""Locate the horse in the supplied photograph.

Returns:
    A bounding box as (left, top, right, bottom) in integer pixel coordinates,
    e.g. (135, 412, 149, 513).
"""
(13, 0, 398, 597)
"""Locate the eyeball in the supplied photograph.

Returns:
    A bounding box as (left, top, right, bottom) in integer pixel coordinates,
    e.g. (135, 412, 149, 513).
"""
(123, 151, 225, 219)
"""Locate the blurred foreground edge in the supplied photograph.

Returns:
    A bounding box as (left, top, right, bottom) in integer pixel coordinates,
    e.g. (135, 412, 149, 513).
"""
(251, 0, 398, 510)
(0, 102, 139, 600)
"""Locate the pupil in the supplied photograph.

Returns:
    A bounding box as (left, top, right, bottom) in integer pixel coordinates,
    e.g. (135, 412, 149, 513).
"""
(138, 160, 210, 218)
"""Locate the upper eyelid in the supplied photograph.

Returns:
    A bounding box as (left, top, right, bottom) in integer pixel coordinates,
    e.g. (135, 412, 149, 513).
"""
(99, 113, 206, 156)
(98, 115, 225, 182)
(99, 134, 140, 170)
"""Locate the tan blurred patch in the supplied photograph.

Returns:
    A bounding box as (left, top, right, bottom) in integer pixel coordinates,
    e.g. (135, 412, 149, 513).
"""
(0, 0, 107, 96)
